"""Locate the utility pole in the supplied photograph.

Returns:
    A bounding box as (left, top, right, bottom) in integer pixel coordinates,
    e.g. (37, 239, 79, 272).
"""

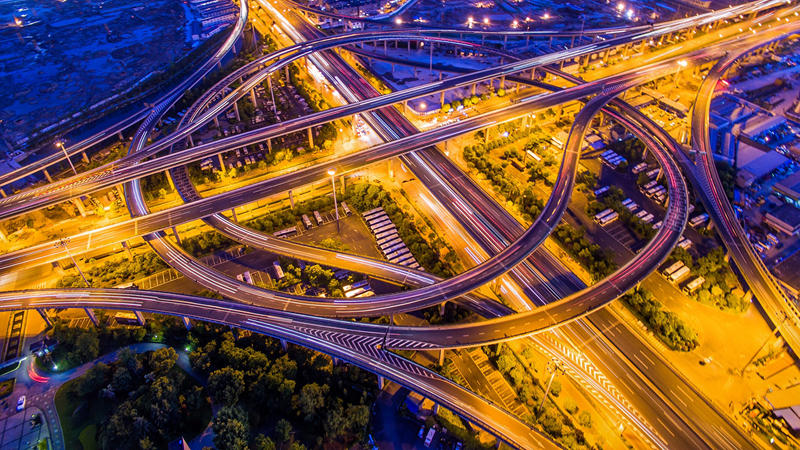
(54, 237, 89, 287)
(328, 169, 340, 233)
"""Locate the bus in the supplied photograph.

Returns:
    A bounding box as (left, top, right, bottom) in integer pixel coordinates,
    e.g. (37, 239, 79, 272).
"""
(375, 229, 398, 241)
(343, 280, 369, 292)
(631, 162, 648, 174)
(593, 186, 610, 198)
(274, 227, 297, 239)
(683, 276, 705, 294)
(366, 212, 388, 224)
(593, 208, 614, 223)
(345, 287, 367, 298)
(363, 210, 386, 222)
(272, 261, 285, 280)
(653, 220, 663, 230)
(689, 213, 709, 228)
(662, 261, 684, 277)
(597, 211, 619, 226)
(624, 201, 638, 213)
(341, 202, 352, 216)
(641, 212, 654, 224)
(302, 214, 313, 229)
(378, 236, 402, 249)
(370, 217, 392, 230)
(383, 242, 406, 254)
(635, 210, 649, 219)
(669, 266, 691, 282)
(313, 210, 324, 225)
(380, 239, 404, 252)
(387, 248, 410, 261)
(355, 290, 375, 298)
(392, 252, 413, 264)
(641, 180, 658, 191)
(363, 207, 384, 217)
(678, 237, 692, 249)
(373, 224, 396, 235)
(645, 168, 661, 179)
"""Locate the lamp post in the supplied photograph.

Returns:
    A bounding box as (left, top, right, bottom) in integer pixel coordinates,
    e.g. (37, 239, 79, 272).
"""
(540, 359, 564, 409)
(328, 169, 340, 233)
(54, 237, 89, 287)
(56, 141, 78, 176)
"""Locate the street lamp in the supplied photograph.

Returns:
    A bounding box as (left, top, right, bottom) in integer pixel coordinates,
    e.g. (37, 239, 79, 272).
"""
(56, 141, 78, 176)
(539, 359, 564, 409)
(328, 169, 340, 234)
(54, 237, 89, 287)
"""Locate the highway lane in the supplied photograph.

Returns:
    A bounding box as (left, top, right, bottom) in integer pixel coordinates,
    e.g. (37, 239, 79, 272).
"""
(691, 25, 800, 356)
(0, 0, 788, 220)
(0, 288, 558, 450)
(0, 55, 693, 274)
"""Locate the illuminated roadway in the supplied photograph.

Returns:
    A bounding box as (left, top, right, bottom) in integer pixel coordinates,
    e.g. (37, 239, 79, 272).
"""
(0, 0, 790, 220)
(691, 25, 800, 357)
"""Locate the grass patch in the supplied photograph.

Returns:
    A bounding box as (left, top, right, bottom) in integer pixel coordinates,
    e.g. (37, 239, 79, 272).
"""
(78, 425, 97, 450)
(54, 377, 110, 450)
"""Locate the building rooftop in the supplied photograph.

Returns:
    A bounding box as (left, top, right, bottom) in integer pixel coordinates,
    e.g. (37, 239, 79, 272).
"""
(740, 150, 789, 179)
(775, 171, 800, 200)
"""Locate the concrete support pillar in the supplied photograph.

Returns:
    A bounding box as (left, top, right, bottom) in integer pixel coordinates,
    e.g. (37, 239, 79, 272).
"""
(378, 375, 385, 389)
(439, 302, 446, 316)
(71, 198, 86, 217)
(85, 308, 99, 327)
(182, 316, 193, 330)
(234, 101, 241, 122)
(117, 131, 124, 140)
(280, 339, 288, 351)
(121, 241, 133, 259)
(37, 308, 52, 328)
(288, 189, 295, 209)
(213, 116, 220, 128)
(307, 127, 314, 148)
(500, 75, 505, 89)
(433, 403, 440, 415)
(81, 152, 89, 164)
(266, 138, 272, 153)
(0, 188, 6, 198)
(187, 135, 194, 147)
(384, 40, 387, 55)
(172, 226, 181, 245)
(133, 311, 146, 326)
(332, 357, 340, 366)
(43, 169, 53, 183)
(231, 208, 238, 223)
(218, 153, 225, 172)
(166, 171, 175, 190)
(440, 91, 445, 107)
(438, 349, 444, 366)
(471, 83, 476, 96)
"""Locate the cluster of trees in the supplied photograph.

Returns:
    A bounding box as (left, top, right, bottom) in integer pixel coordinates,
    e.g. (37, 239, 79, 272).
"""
(553, 225, 617, 280)
(670, 246, 749, 312)
(607, 137, 645, 162)
(345, 183, 458, 278)
(189, 326, 374, 449)
(715, 161, 736, 202)
(622, 287, 698, 351)
(141, 172, 173, 201)
(181, 230, 238, 258)
(246, 196, 334, 235)
(61, 348, 210, 450)
(441, 94, 482, 113)
(482, 344, 593, 448)
(275, 262, 345, 297)
(288, 64, 332, 113)
(57, 252, 168, 288)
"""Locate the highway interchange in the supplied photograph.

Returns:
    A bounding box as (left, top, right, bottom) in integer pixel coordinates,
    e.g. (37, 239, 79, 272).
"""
(5, 0, 800, 447)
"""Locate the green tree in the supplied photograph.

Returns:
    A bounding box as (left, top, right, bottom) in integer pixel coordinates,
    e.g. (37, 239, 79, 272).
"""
(208, 367, 245, 406)
(296, 383, 328, 421)
(274, 418, 293, 443)
(212, 405, 250, 450)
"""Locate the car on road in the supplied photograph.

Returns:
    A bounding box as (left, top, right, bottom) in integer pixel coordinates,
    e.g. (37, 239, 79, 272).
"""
(16, 395, 25, 411)
(418, 425, 426, 438)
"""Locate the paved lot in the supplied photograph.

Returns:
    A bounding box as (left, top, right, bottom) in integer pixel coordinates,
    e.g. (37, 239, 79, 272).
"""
(0, 407, 49, 450)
